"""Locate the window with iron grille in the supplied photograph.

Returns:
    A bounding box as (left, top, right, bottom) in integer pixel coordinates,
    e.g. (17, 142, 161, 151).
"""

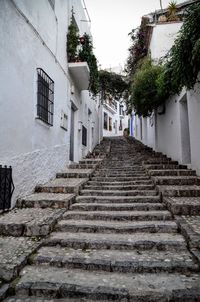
(82, 125, 87, 146)
(37, 68, 54, 126)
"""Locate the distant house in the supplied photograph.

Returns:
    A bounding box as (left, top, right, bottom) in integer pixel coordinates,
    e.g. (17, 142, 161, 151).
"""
(130, 0, 200, 175)
(0, 0, 102, 207)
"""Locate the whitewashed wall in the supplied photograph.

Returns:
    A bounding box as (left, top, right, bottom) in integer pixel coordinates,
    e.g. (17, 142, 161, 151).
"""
(150, 22, 183, 61)
(0, 0, 101, 206)
(187, 83, 200, 175)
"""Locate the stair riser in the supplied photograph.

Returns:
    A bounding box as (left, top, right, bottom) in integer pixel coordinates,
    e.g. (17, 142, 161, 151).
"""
(84, 185, 155, 191)
(56, 225, 178, 234)
(92, 177, 150, 182)
(33, 257, 197, 274)
(149, 171, 196, 176)
(36, 187, 78, 194)
(56, 173, 92, 179)
(71, 204, 165, 211)
(88, 180, 153, 185)
(46, 239, 186, 251)
(16, 199, 74, 209)
(160, 190, 200, 197)
(76, 197, 161, 204)
(144, 165, 187, 170)
(80, 191, 158, 196)
(64, 213, 172, 221)
(154, 179, 199, 186)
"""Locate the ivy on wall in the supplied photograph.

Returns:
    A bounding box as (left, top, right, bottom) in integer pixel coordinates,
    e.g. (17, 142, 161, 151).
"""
(126, 2, 200, 117)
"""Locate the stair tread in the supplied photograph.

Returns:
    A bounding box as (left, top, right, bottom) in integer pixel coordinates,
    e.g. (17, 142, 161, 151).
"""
(33, 246, 198, 271)
(0, 208, 65, 236)
(15, 266, 200, 300)
(47, 231, 186, 246)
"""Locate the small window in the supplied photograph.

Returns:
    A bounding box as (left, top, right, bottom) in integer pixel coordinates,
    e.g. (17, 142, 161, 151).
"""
(109, 117, 112, 131)
(37, 68, 54, 126)
(119, 119, 123, 131)
(82, 125, 87, 146)
(104, 112, 108, 130)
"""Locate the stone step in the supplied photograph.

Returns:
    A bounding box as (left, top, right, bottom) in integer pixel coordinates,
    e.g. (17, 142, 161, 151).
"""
(75, 195, 161, 204)
(92, 176, 150, 182)
(153, 176, 200, 186)
(157, 185, 200, 197)
(79, 159, 103, 165)
(94, 172, 147, 177)
(46, 232, 186, 251)
(0, 236, 41, 282)
(149, 169, 196, 176)
(80, 189, 158, 196)
(56, 219, 178, 233)
(0, 208, 65, 236)
(71, 202, 165, 211)
(175, 216, 200, 252)
(84, 184, 155, 191)
(144, 164, 187, 170)
(69, 164, 99, 169)
(33, 246, 198, 273)
(56, 169, 94, 179)
(15, 266, 200, 301)
(97, 167, 144, 172)
(143, 159, 178, 164)
(88, 179, 153, 185)
(17, 193, 75, 209)
(35, 178, 88, 194)
(164, 197, 200, 215)
(3, 297, 101, 302)
(84, 183, 155, 191)
(63, 210, 172, 221)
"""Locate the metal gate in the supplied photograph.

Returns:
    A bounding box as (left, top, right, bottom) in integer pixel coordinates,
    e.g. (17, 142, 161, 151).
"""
(0, 165, 14, 212)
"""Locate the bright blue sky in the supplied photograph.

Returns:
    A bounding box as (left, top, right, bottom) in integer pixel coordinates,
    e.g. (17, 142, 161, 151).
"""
(84, 0, 183, 69)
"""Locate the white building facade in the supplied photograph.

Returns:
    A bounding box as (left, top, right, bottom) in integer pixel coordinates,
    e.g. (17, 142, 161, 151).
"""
(130, 20, 200, 175)
(103, 98, 129, 137)
(0, 0, 102, 207)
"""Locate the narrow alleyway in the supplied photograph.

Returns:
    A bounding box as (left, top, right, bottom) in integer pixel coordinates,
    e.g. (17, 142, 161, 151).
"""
(1, 137, 200, 301)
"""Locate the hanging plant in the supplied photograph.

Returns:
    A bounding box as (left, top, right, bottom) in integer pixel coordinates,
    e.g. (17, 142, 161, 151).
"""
(67, 18, 79, 62)
(78, 33, 99, 96)
(67, 19, 99, 96)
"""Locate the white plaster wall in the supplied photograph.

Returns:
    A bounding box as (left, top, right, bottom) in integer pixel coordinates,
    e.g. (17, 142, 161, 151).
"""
(156, 97, 182, 161)
(187, 82, 200, 175)
(150, 22, 183, 61)
(0, 0, 100, 207)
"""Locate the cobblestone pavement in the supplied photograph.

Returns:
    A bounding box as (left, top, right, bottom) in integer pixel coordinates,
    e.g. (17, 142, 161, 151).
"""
(1, 137, 200, 301)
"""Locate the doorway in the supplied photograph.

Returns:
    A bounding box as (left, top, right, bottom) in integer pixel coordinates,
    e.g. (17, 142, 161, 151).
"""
(180, 95, 191, 164)
(70, 103, 77, 162)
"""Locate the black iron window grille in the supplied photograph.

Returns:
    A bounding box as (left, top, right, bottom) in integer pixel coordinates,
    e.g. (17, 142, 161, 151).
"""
(82, 125, 87, 146)
(37, 68, 54, 126)
(0, 165, 14, 212)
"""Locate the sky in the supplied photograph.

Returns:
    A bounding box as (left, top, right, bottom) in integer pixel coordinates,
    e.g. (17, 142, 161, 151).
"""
(84, 0, 184, 70)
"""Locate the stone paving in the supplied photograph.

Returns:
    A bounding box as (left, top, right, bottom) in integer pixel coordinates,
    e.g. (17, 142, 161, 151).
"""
(1, 137, 200, 301)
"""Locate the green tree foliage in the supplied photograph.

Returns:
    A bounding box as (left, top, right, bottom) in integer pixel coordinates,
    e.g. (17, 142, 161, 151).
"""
(99, 70, 128, 100)
(130, 59, 166, 117)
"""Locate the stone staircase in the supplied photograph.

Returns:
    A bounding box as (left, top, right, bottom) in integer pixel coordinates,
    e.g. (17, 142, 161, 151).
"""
(1, 137, 200, 301)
